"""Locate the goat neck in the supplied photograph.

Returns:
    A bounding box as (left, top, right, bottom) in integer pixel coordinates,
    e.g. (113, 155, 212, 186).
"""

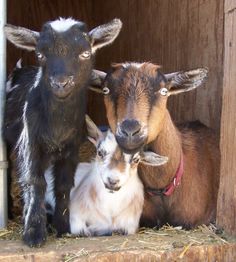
(139, 111, 182, 190)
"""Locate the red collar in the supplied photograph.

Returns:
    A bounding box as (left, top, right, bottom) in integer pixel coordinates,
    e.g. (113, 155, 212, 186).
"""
(146, 152, 184, 197)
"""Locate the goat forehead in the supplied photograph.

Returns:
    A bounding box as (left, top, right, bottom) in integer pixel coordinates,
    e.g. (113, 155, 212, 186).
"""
(99, 130, 117, 152)
(99, 130, 133, 163)
(108, 147, 126, 172)
(38, 28, 90, 52)
(106, 66, 166, 110)
(49, 17, 85, 33)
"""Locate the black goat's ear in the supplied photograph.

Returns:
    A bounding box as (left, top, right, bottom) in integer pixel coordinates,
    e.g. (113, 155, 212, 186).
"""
(85, 115, 104, 145)
(4, 24, 39, 51)
(164, 68, 208, 96)
(89, 18, 122, 53)
(140, 152, 168, 166)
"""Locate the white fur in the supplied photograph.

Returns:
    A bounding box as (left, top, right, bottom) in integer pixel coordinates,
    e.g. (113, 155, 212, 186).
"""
(16, 58, 22, 68)
(50, 17, 79, 32)
(16, 102, 31, 182)
(122, 62, 144, 69)
(44, 128, 165, 236)
(70, 161, 143, 236)
(31, 67, 42, 90)
(69, 130, 144, 236)
(44, 166, 55, 214)
(16, 102, 32, 222)
(6, 81, 19, 93)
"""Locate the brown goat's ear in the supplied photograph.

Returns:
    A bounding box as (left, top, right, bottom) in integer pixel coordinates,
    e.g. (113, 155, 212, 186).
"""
(140, 152, 168, 166)
(165, 68, 208, 96)
(89, 19, 122, 53)
(4, 24, 39, 51)
(85, 115, 104, 145)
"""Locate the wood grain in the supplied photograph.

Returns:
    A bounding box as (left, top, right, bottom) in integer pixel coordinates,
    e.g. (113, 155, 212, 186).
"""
(6, 0, 224, 132)
(217, 1, 236, 235)
(6, 0, 93, 72)
(89, 0, 224, 131)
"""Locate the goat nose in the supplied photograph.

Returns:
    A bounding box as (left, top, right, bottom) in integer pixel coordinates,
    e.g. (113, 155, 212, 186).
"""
(50, 76, 74, 89)
(108, 177, 119, 186)
(120, 120, 141, 138)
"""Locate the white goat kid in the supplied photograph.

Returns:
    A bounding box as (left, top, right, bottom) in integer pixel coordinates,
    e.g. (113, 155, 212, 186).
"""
(69, 116, 168, 236)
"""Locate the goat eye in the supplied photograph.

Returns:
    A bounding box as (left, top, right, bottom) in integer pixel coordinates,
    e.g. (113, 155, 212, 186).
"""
(159, 87, 169, 96)
(97, 149, 106, 158)
(36, 52, 46, 61)
(79, 50, 91, 59)
(132, 156, 140, 164)
(103, 87, 110, 95)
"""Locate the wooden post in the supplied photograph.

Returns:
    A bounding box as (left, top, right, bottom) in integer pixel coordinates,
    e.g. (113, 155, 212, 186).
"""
(0, 0, 8, 228)
(217, 0, 236, 235)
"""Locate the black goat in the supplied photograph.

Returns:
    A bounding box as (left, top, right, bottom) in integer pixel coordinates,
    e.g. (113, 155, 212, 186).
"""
(4, 17, 122, 247)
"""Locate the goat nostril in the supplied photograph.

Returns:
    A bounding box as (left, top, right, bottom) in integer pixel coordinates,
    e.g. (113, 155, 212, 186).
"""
(120, 120, 142, 137)
(108, 177, 118, 186)
(132, 126, 141, 136)
(121, 129, 129, 137)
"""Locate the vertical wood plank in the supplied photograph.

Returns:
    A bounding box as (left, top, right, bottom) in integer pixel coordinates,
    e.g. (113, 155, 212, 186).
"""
(88, 0, 224, 131)
(6, 0, 93, 73)
(217, 0, 236, 235)
(6, 0, 224, 131)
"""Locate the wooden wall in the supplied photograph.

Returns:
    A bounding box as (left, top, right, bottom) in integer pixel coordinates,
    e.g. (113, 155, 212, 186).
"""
(217, 0, 236, 235)
(7, 0, 236, 236)
(7, 0, 224, 133)
(91, 0, 224, 132)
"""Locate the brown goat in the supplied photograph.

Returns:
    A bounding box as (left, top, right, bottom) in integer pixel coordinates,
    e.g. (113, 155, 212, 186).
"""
(93, 62, 220, 228)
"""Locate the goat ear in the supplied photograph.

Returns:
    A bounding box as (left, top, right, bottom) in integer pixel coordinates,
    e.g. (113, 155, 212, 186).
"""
(89, 18, 122, 53)
(4, 24, 39, 51)
(165, 68, 208, 96)
(85, 115, 103, 145)
(140, 152, 168, 166)
(89, 69, 107, 94)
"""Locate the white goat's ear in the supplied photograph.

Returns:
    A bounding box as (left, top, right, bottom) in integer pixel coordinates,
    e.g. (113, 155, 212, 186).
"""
(85, 115, 104, 145)
(165, 68, 208, 96)
(4, 24, 39, 51)
(89, 18, 122, 53)
(140, 152, 168, 166)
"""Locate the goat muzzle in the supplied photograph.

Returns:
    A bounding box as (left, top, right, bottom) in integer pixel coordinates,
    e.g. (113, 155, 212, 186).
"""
(50, 76, 75, 98)
(116, 120, 147, 153)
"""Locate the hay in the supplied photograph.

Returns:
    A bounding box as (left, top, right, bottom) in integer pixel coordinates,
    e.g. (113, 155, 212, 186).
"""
(3, 139, 235, 256)
(1, 218, 233, 254)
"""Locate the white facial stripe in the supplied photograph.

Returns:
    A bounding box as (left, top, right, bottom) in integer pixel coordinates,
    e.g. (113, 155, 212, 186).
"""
(50, 17, 79, 32)
(122, 62, 144, 69)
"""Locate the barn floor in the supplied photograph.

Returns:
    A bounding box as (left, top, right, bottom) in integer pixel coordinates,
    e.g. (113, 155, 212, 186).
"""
(0, 220, 236, 261)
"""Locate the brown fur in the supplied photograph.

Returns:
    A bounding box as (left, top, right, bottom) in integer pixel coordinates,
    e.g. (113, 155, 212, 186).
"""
(103, 63, 220, 228)
(108, 147, 126, 172)
(90, 185, 97, 203)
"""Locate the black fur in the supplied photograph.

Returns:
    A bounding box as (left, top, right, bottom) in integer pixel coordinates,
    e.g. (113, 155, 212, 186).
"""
(4, 18, 122, 247)
(4, 25, 92, 247)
